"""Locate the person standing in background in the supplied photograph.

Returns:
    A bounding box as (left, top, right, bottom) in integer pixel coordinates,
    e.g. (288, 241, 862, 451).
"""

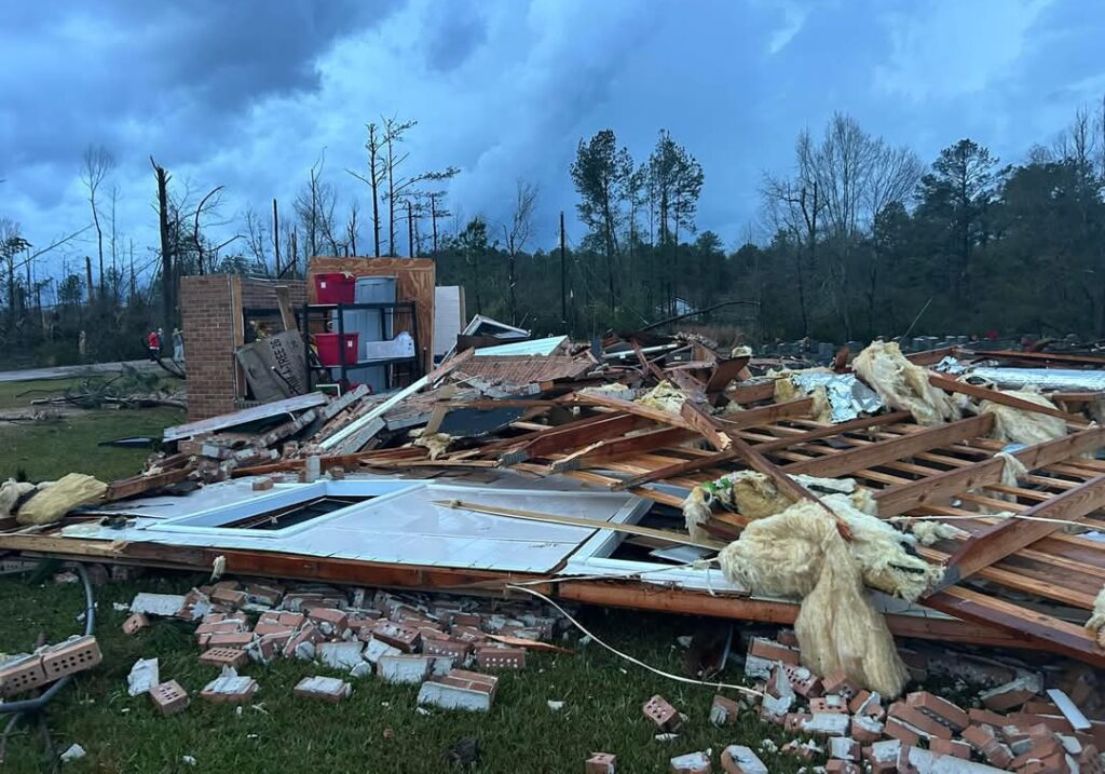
(172, 327, 184, 361)
(146, 328, 161, 361)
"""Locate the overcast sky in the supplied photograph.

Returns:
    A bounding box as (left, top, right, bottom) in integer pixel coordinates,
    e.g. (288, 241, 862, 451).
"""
(3, 0, 1104, 281)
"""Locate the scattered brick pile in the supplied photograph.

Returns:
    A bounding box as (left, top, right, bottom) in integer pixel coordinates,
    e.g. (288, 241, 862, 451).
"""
(736, 632, 1105, 773)
(125, 577, 560, 714)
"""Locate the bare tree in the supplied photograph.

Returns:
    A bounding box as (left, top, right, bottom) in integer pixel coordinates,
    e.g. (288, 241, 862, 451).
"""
(151, 157, 174, 330)
(192, 185, 225, 274)
(346, 199, 360, 256)
(348, 123, 385, 256)
(502, 180, 538, 325)
(243, 207, 269, 272)
(378, 116, 459, 256)
(295, 155, 339, 258)
(80, 145, 115, 300)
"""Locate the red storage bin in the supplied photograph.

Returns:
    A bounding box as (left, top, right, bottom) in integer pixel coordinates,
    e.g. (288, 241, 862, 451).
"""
(314, 333, 359, 366)
(314, 273, 356, 304)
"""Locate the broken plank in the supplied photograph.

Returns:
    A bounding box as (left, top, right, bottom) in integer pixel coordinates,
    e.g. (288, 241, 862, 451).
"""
(500, 412, 650, 465)
(164, 392, 328, 442)
(932, 474, 1105, 592)
(613, 448, 740, 490)
(783, 413, 994, 479)
(874, 424, 1105, 516)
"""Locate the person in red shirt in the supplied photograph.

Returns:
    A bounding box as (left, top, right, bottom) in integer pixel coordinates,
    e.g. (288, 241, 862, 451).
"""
(146, 329, 161, 360)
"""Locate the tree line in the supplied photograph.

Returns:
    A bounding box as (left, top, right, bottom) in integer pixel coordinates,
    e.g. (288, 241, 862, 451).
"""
(3, 101, 1105, 368)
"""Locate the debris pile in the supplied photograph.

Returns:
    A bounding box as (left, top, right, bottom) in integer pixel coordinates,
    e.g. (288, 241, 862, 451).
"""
(124, 577, 564, 715)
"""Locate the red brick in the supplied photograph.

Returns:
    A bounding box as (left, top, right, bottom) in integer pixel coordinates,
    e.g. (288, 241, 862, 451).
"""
(719, 745, 768, 774)
(251, 477, 274, 491)
(122, 613, 149, 635)
(209, 587, 247, 608)
(199, 647, 248, 669)
(475, 647, 525, 670)
(307, 607, 349, 632)
(294, 676, 351, 703)
(884, 717, 922, 747)
(585, 752, 617, 774)
(371, 621, 420, 652)
(39, 635, 102, 680)
(709, 694, 741, 726)
(824, 762, 860, 774)
(929, 738, 970, 759)
(906, 691, 968, 732)
(149, 680, 189, 716)
(747, 637, 799, 665)
(888, 701, 953, 740)
(783, 664, 823, 698)
(851, 716, 885, 744)
(0, 654, 48, 697)
(810, 695, 849, 714)
(643, 695, 682, 732)
(822, 670, 860, 701)
(205, 631, 254, 650)
(669, 751, 711, 773)
(962, 724, 1015, 769)
(423, 639, 471, 662)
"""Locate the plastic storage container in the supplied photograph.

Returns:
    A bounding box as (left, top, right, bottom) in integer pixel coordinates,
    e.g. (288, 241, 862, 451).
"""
(314, 273, 356, 304)
(314, 333, 359, 366)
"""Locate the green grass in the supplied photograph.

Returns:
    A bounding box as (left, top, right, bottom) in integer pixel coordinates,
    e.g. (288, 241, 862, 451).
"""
(0, 574, 807, 773)
(0, 378, 184, 482)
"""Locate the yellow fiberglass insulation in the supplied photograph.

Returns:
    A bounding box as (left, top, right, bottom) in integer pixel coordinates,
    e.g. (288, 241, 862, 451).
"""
(635, 380, 686, 414)
(717, 495, 920, 697)
(772, 370, 832, 423)
(909, 520, 969, 546)
(980, 390, 1067, 447)
(411, 431, 454, 460)
(852, 341, 958, 426)
(1088, 585, 1105, 632)
(16, 474, 107, 526)
(0, 480, 37, 517)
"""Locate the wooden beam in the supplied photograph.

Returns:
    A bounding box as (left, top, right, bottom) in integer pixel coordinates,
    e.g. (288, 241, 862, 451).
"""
(923, 586, 1105, 668)
(784, 413, 994, 479)
(274, 285, 297, 332)
(106, 467, 193, 501)
(932, 474, 1105, 592)
(501, 412, 651, 464)
(549, 426, 696, 472)
(556, 582, 1058, 651)
(752, 411, 912, 453)
(874, 425, 1105, 516)
(928, 373, 1084, 423)
(715, 398, 815, 431)
(613, 448, 740, 490)
(570, 391, 696, 430)
(164, 392, 328, 442)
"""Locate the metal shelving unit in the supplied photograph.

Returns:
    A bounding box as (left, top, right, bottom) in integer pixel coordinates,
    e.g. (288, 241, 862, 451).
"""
(302, 300, 420, 392)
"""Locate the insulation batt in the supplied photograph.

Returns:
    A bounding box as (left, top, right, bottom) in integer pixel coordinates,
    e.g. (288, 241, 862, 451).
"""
(773, 371, 832, 424)
(909, 520, 968, 546)
(15, 473, 107, 526)
(717, 493, 924, 697)
(1088, 585, 1105, 632)
(635, 380, 686, 414)
(852, 341, 957, 426)
(980, 390, 1067, 446)
(0, 480, 37, 517)
(411, 431, 453, 460)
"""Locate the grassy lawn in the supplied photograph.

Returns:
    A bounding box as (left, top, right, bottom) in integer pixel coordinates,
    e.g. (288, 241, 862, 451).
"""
(0, 379, 804, 773)
(0, 378, 184, 482)
(0, 575, 799, 773)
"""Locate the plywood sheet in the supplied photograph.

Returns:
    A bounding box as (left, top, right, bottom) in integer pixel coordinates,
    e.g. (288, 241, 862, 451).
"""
(308, 258, 435, 373)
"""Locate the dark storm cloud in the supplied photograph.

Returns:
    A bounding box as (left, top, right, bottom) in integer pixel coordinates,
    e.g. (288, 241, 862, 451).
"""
(3, 0, 1105, 281)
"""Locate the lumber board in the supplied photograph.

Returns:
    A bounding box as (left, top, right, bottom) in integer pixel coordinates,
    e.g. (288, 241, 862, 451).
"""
(922, 586, 1105, 668)
(164, 392, 328, 442)
(613, 448, 739, 490)
(503, 412, 651, 464)
(933, 474, 1105, 592)
(783, 414, 994, 479)
(751, 411, 912, 453)
(549, 426, 696, 472)
(713, 398, 815, 431)
(106, 468, 193, 501)
(873, 425, 1105, 515)
(571, 391, 696, 430)
(556, 582, 1056, 651)
(928, 373, 1085, 423)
